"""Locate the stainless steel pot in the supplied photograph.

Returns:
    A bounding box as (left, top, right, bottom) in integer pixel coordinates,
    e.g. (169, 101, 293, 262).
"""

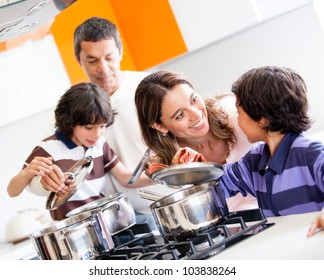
(29, 210, 114, 260)
(150, 181, 229, 240)
(66, 192, 136, 235)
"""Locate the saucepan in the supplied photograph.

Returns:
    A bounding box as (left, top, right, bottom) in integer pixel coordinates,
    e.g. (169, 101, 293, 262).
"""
(145, 162, 228, 241)
(148, 181, 229, 241)
(29, 209, 114, 260)
(66, 192, 136, 235)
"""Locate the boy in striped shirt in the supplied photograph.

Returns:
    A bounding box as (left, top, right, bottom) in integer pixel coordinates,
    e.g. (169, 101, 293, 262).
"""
(219, 66, 324, 217)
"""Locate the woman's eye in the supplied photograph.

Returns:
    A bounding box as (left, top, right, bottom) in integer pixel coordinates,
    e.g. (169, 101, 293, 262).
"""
(192, 96, 198, 103)
(175, 112, 184, 120)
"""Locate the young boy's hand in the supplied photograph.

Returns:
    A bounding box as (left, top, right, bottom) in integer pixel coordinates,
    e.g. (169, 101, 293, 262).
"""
(307, 208, 324, 237)
(40, 164, 65, 193)
(26, 156, 52, 177)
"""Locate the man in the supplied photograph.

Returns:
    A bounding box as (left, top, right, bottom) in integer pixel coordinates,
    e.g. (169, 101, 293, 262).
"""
(73, 16, 156, 227)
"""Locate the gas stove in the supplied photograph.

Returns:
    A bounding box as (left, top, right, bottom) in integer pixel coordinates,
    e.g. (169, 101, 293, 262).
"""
(96, 208, 274, 260)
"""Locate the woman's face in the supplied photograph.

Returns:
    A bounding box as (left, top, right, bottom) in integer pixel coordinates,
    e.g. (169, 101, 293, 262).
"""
(154, 84, 209, 139)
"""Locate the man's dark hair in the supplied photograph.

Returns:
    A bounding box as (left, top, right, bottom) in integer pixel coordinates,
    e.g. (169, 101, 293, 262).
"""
(74, 16, 122, 61)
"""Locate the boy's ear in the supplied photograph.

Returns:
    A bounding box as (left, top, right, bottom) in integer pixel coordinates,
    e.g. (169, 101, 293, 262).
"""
(258, 117, 269, 129)
(151, 122, 168, 134)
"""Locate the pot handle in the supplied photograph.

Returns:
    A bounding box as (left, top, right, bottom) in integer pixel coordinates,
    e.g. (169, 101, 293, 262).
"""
(59, 220, 97, 240)
(101, 201, 120, 212)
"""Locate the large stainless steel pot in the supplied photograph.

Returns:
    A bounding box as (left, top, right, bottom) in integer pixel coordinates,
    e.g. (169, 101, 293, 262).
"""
(29, 210, 114, 260)
(150, 181, 228, 241)
(66, 192, 136, 235)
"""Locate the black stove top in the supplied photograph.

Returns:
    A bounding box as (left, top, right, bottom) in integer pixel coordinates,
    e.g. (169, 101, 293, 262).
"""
(97, 208, 274, 260)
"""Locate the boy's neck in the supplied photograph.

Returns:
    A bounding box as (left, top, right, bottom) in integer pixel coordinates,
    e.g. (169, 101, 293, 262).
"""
(265, 132, 286, 156)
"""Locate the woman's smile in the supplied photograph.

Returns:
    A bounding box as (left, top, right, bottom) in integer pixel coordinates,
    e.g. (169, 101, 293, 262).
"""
(190, 117, 205, 129)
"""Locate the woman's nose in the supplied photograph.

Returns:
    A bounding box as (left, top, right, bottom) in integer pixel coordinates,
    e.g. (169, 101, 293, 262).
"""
(188, 107, 201, 120)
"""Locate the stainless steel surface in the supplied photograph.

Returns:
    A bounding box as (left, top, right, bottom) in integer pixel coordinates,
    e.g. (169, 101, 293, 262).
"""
(29, 210, 114, 260)
(66, 192, 136, 235)
(127, 148, 150, 184)
(151, 162, 224, 185)
(0, 0, 77, 42)
(46, 156, 93, 210)
(139, 190, 165, 201)
(150, 182, 229, 240)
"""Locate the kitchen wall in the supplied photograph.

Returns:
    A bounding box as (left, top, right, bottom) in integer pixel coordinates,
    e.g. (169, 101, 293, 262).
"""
(0, 0, 323, 243)
(150, 2, 324, 134)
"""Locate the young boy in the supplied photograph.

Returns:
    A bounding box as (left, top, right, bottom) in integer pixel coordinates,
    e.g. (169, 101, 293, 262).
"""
(7, 82, 154, 221)
(219, 66, 324, 217)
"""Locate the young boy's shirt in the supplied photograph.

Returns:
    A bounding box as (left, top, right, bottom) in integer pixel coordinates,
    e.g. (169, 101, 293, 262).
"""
(25, 131, 119, 220)
(219, 133, 324, 217)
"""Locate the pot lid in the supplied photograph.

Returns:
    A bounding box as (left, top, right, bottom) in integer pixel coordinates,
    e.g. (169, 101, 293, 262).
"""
(45, 156, 93, 210)
(150, 162, 224, 185)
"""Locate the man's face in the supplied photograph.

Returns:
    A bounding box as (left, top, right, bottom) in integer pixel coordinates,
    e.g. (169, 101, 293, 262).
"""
(78, 39, 123, 96)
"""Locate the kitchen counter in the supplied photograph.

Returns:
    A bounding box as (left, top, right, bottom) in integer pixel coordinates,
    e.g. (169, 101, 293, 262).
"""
(1, 211, 324, 260)
(211, 211, 324, 260)
(0, 239, 37, 260)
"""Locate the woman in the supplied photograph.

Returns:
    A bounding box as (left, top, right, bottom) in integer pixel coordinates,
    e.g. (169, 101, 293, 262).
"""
(134, 70, 257, 211)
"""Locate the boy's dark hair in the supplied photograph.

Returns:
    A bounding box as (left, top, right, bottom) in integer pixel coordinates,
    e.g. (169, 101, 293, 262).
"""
(231, 66, 312, 133)
(74, 16, 122, 62)
(55, 82, 117, 139)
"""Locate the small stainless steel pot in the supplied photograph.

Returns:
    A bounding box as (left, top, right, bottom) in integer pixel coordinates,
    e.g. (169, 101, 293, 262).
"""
(66, 192, 136, 235)
(29, 210, 114, 260)
(150, 181, 229, 241)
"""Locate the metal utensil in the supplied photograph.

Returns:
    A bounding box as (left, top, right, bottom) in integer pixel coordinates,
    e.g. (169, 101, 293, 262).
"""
(139, 190, 165, 201)
(46, 156, 93, 210)
(127, 148, 150, 184)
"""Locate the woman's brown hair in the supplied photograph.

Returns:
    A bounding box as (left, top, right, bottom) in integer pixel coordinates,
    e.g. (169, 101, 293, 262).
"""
(135, 70, 236, 165)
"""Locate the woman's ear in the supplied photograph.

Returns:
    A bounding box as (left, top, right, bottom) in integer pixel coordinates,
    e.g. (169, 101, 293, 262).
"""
(151, 122, 168, 134)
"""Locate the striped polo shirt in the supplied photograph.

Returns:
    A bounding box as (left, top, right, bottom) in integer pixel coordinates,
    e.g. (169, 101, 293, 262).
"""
(219, 133, 324, 217)
(25, 131, 119, 220)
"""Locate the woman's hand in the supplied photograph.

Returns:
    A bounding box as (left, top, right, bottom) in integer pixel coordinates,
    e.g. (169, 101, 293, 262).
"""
(307, 208, 324, 237)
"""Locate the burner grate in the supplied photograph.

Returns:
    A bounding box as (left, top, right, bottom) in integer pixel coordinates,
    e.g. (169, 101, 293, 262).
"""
(97, 209, 274, 260)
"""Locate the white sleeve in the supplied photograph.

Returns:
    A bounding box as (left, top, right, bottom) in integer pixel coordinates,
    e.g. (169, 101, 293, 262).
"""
(26, 176, 51, 197)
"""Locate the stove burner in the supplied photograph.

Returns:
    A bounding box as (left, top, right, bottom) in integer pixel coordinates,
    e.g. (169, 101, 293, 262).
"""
(193, 231, 225, 258)
(97, 209, 274, 260)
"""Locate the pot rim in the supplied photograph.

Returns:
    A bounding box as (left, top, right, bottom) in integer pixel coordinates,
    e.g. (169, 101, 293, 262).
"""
(65, 191, 127, 217)
(29, 209, 101, 238)
(150, 183, 213, 209)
